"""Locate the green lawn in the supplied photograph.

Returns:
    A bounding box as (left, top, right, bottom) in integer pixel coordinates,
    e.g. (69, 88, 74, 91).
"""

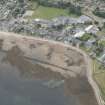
(80, 45, 91, 53)
(27, 1, 79, 19)
(98, 40, 105, 47)
(79, 33, 94, 41)
(32, 6, 78, 19)
(94, 73, 105, 100)
(93, 60, 105, 73)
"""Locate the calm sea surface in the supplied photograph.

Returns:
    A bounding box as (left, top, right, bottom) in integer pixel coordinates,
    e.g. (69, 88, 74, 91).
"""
(0, 51, 72, 105)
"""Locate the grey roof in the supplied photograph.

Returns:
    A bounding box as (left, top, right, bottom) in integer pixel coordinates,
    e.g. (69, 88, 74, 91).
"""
(68, 18, 78, 24)
(52, 16, 70, 25)
(88, 39, 96, 43)
(78, 15, 92, 23)
(52, 15, 93, 25)
(84, 38, 96, 48)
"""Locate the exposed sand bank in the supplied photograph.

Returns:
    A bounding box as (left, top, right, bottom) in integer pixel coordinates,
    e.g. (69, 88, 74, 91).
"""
(0, 31, 103, 105)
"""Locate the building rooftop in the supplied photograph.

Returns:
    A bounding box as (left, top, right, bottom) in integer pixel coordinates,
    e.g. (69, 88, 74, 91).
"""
(74, 31, 85, 38)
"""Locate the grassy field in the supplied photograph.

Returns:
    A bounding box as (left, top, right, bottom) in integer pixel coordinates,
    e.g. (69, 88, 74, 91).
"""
(31, 6, 70, 19)
(92, 60, 105, 101)
(27, 1, 78, 19)
(94, 72, 105, 100)
(80, 45, 91, 53)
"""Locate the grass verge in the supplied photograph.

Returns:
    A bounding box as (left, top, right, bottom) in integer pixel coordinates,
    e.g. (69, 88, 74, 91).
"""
(92, 59, 105, 101)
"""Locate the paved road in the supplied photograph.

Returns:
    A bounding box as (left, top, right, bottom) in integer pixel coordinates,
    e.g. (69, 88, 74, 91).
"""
(83, 11, 104, 27)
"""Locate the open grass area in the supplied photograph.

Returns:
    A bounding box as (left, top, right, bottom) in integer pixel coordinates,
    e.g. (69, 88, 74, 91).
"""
(27, 1, 79, 19)
(93, 60, 105, 73)
(92, 60, 105, 101)
(31, 6, 78, 19)
(80, 46, 91, 53)
(94, 73, 105, 100)
(80, 33, 94, 41)
(31, 6, 70, 19)
(98, 40, 105, 47)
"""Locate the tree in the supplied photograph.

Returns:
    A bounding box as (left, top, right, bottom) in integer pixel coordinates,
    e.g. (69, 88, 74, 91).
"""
(68, 4, 82, 16)
(74, 0, 80, 6)
(93, 7, 105, 18)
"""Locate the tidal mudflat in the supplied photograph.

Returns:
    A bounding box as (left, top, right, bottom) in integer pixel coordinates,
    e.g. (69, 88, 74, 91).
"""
(0, 50, 68, 105)
(0, 32, 99, 105)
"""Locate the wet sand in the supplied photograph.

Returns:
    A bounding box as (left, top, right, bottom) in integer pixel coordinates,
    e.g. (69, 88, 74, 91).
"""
(0, 32, 99, 105)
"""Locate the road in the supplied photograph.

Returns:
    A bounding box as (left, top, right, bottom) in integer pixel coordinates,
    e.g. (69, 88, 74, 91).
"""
(83, 11, 104, 27)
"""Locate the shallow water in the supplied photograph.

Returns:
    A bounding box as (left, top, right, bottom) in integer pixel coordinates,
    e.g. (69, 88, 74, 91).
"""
(0, 50, 71, 105)
(0, 46, 99, 105)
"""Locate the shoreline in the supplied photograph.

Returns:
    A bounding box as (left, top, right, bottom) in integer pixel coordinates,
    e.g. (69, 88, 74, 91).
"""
(0, 31, 104, 105)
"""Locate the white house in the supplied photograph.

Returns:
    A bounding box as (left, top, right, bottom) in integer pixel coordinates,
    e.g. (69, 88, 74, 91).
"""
(85, 25, 99, 34)
(74, 31, 85, 38)
(85, 25, 93, 32)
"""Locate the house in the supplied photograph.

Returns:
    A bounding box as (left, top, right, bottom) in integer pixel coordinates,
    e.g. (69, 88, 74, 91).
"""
(98, 53, 105, 64)
(78, 15, 93, 24)
(52, 16, 91, 26)
(68, 15, 92, 25)
(89, 52, 96, 58)
(85, 25, 93, 32)
(32, 19, 53, 28)
(52, 16, 69, 26)
(23, 10, 34, 18)
(74, 31, 85, 38)
(85, 25, 99, 35)
(68, 18, 78, 25)
(73, 28, 84, 33)
(72, 38, 82, 46)
(39, 29, 49, 36)
(85, 38, 96, 48)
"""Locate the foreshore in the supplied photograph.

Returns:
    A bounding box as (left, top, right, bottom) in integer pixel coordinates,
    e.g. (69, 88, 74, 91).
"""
(0, 31, 104, 105)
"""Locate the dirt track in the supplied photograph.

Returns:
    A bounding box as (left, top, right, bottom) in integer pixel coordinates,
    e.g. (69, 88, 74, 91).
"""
(0, 31, 103, 105)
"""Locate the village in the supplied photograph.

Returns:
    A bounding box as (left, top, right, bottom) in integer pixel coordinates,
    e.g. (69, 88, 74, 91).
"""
(19, 13, 105, 68)
(0, 0, 105, 69)
(1, 0, 105, 103)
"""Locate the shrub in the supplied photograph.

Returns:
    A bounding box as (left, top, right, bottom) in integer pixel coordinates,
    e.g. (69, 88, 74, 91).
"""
(79, 34, 91, 41)
(67, 5, 82, 16)
(93, 7, 105, 18)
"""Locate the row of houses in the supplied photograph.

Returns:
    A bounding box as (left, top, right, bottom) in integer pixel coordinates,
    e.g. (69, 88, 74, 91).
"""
(8, 14, 105, 65)
(33, 15, 93, 29)
(32, 16, 99, 46)
(30, 15, 96, 41)
(74, 25, 99, 38)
